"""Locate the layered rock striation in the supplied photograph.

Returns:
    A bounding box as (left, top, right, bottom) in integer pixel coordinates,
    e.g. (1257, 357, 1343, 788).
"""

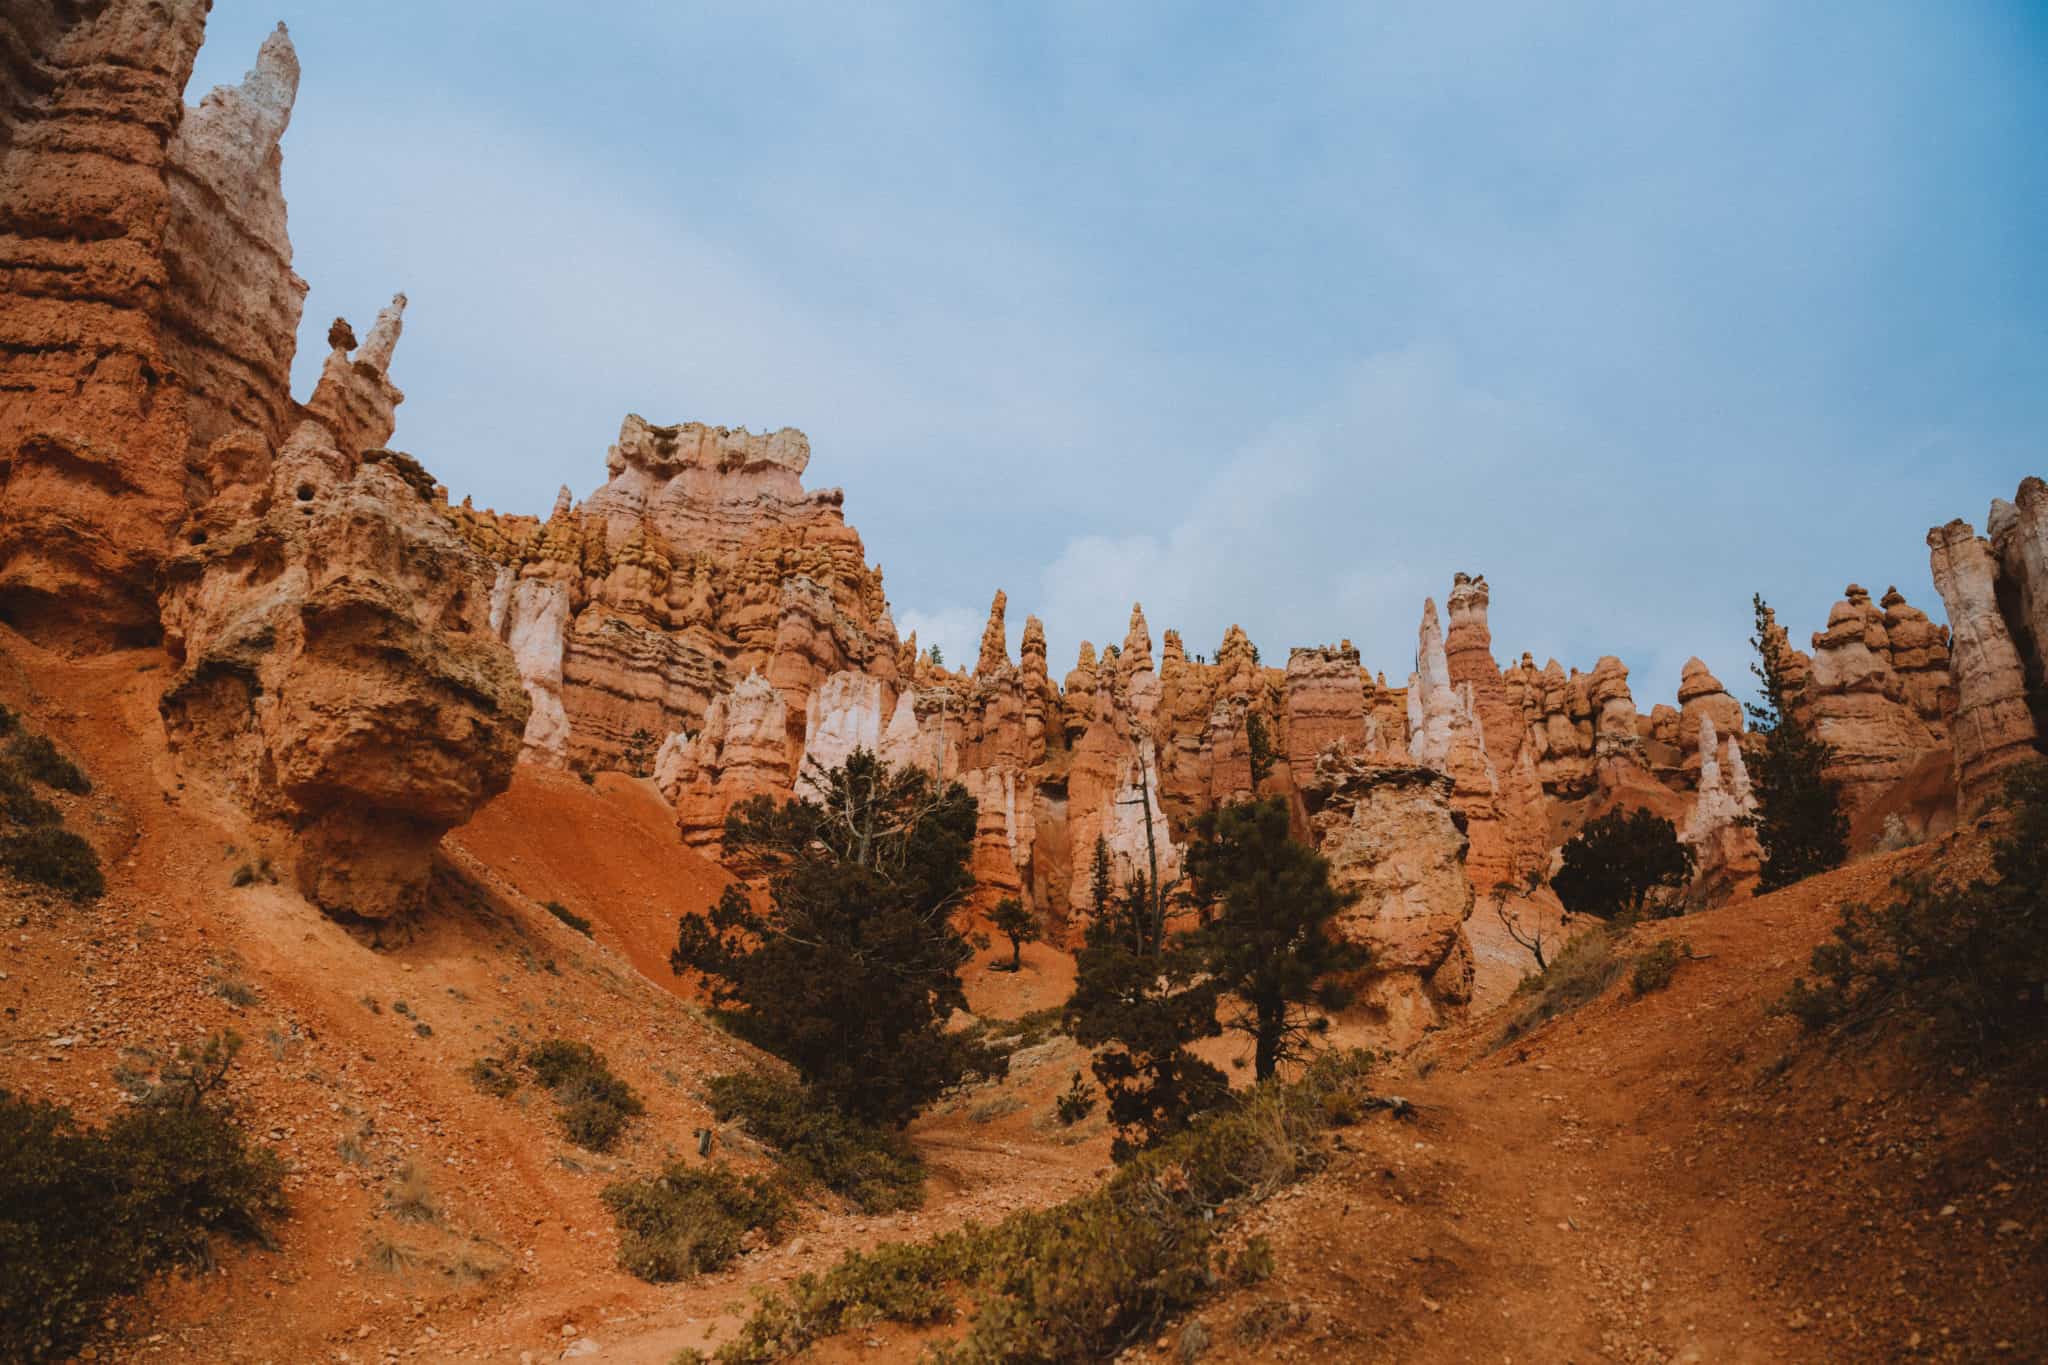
(2, 8, 527, 917)
(1927, 484, 2048, 812)
(1300, 746, 1475, 1048)
(444, 413, 894, 778)
(1800, 584, 1952, 823)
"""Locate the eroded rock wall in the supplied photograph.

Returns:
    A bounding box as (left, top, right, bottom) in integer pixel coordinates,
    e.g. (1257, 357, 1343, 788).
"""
(444, 411, 895, 776)
(1, 12, 528, 919)
(1929, 486, 2048, 812)
(1300, 746, 1474, 1049)
(13, 1, 2018, 955)
(159, 302, 528, 918)
(0, 0, 213, 642)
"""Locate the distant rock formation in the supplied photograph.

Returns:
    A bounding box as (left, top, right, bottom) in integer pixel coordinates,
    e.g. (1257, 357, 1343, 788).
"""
(1681, 714, 1761, 903)
(671, 672, 791, 851)
(1802, 584, 1952, 824)
(1285, 644, 1366, 773)
(1928, 491, 2048, 811)
(8, 2, 2032, 987)
(444, 412, 894, 777)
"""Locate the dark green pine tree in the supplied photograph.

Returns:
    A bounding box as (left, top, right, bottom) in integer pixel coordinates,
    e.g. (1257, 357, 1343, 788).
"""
(1243, 708, 1277, 788)
(1746, 594, 1849, 891)
(670, 750, 1004, 1127)
(1549, 807, 1695, 921)
(1064, 837, 1225, 1161)
(1185, 797, 1366, 1080)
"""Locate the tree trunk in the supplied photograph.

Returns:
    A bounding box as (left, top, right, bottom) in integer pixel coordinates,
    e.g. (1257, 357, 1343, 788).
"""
(1010, 937, 1023, 971)
(1254, 1003, 1284, 1082)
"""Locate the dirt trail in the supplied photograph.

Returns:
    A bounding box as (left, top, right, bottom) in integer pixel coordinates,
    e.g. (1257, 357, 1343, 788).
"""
(1196, 843, 2044, 1364)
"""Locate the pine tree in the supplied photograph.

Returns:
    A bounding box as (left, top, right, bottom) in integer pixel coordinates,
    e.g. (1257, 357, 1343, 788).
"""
(1244, 709, 1276, 788)
(1065, 859, 1225, 1160)
(1745, 594, 1849, 890)
(1065, 797, 1226, 1160)
(1087, 834, 1115, 923)
(1185, 797, 1365, 1080)
(670, 750, 1004, 1126)
(989, 896, 1038, 971)
(1550, 807, 1695, 920)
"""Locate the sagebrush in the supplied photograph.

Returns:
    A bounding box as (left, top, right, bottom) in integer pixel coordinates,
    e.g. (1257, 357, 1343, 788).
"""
(604, 1163, 792, 1281)
(523, 1039, 644, 1151)
(1779, 763, 2048, 1057)
(686, 1049, 1379, 1364)
(706, 1070, 924, 1213)
(0, 1033, 283, 1363)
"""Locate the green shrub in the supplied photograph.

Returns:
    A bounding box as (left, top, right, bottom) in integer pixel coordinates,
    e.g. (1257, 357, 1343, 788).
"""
(603, 1163, 793, 1281)
(706, 1070, 924, 1213)
(465, 1054, 521, 1099)
(1630, 939, 1691, 996)
(1496, 928, 1621, 1047)
(694, 1236, 973, 1361)
(955, 1006, 1066, 1056)
(0, 827, 104, 900)
(7, 732, 89, 795)
(698, 1049, 1378, 1365)
(211, 976, 259, 1008)
(1228, 1236, 1276, 1286)
(1778, 763, 2048, 1057)
(0, 1046, 283, 1362)
(1053, 1071, 1095, 1126)
(561, 1090, 636, 1151)
(525, 1040, 643, 1152)
(544, 900, 593, 936)
(0, 763, 59, 827)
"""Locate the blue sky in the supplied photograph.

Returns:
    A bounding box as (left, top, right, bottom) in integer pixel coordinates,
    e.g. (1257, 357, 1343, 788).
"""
(187, 2, 2047, 708)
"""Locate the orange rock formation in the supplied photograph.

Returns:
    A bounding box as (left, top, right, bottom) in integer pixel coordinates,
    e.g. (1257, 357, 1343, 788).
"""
(7, 2, 2042, 1037)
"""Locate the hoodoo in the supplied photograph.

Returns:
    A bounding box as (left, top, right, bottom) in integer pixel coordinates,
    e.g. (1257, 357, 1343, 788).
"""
(0, 6, 2041, 1362)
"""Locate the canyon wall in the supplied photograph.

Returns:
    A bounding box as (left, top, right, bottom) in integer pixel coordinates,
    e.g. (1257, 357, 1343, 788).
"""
(0, 6, 526, 918)
(8, 6, 2045, 1031)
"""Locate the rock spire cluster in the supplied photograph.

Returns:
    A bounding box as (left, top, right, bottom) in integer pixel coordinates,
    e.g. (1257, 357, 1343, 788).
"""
(4, 3, 2042, 1038)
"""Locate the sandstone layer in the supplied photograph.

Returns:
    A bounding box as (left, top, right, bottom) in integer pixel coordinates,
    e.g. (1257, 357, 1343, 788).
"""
(1927, 485, 2048, 812)
(2, 8, 528, 917)
(1301, 746, 1475, 1049)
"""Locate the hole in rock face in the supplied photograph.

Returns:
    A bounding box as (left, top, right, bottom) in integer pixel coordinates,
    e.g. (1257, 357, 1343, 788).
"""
(189, 530, 208, 546)
(296, 484, 315, 502)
